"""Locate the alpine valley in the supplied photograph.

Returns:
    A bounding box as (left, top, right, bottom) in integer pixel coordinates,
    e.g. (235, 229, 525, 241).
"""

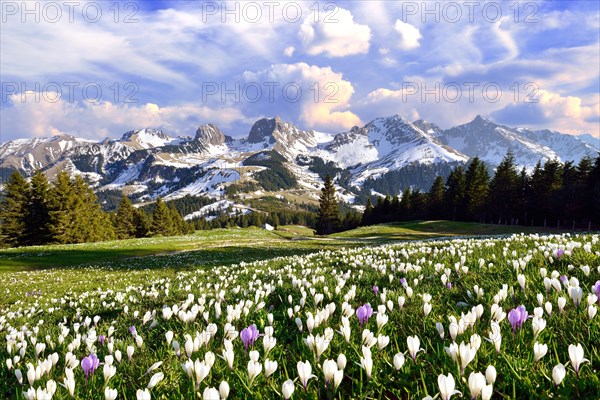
(1, 114, 598, 209)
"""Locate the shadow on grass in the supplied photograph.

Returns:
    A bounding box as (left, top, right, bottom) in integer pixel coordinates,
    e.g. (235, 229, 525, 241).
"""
(0, 241, 346, 272)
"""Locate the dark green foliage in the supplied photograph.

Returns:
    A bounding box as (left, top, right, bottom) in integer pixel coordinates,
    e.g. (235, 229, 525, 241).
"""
(151, 197, 174, 236)
(360, 152, 600, 229)
(463, 157, 489, 222)
(488, 152, 519, 223)
(243, 151, 297, 191)
(316, 175, 341, 235)
(0, 171, 30, 247)
(444, 166, 466, 221)
(114, 196, 137, 239)
(427, 176, 445, 220)
(44, 172, 115, 244)
(97, 189, 126, 211)
(361, 198, 374, 226)
(24, 170, 51, 245)
(359, 162, 460, 199)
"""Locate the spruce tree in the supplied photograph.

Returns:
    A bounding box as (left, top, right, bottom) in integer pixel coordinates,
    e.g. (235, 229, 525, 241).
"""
(398, 188, 412, 221)
(169, 204, 186, 235)
(316, 174, 340, 235)
(463, 157, 489, 222)
(0, 171, 30, 247)
(361, 198, 374, 226)
(444, 166, 466, 221)
(115, 196, 137, 239)
(151, 197, 173, 236)
(488, 151, 519, 223)
(25, 170, 51, 245)
(48, 171, 78, 244)
(427, 176, 445, 220)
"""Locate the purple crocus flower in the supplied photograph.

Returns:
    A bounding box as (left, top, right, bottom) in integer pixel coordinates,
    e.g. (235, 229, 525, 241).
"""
(98, 335, 106, 346)
(373, 286, 379, 296)
(81, 354, 99, 380)
(560, 275, 568, 286)
(555, 248, 565, 259)
(593, 281, 600, 303)
(129, 326, 137, 336)
(356, 303, 373, 328)
(400, 278, 407, 287)
(508, 305, 528, 333)
(446, 282, 452, 289)
(240, 324, 259, 351)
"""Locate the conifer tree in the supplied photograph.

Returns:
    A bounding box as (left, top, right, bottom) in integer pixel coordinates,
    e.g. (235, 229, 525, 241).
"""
(133, 208, 151, 237)
(151, 197, 173, 236)
(0, 171, 30, 247)
(488, 151, 519, 223)
(115, 196, 137, 239)
(24, 170, 51, 245)
(444, 166, 465, 221)
(169, 204, 186, 235)
(427, 176, 445, 220)
(361, 198, 374, 226)
(316, 174, 340, 235)
(463, 157, 489, 222)
(48, 171, 78, 244)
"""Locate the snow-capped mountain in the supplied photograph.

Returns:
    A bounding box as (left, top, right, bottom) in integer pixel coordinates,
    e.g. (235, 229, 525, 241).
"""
(437, 115, 598, 167)
(0, 115, 597, 202)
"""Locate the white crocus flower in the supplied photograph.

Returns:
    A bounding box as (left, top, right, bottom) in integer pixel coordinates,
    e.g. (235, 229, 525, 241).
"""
(533, 342, 548, 363)
(438, 373, 461, 400)
(407, 335, 424, 362)
(297, 360, 315, 389)
(568, 343, 589, 376)
(468, 372, 486, 400)
(104, 387, 118, 400)
(147, 372, 164, 389)
(282, 379, 295, 399)
(552, 364, 566, 385)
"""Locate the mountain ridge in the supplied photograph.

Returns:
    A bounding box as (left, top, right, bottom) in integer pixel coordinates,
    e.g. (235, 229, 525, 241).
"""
(1, 115, 597, 204)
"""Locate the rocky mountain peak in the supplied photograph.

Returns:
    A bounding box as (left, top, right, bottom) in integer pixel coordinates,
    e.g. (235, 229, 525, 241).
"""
(195, 124, 230, 146)
(247, 117, 284, 144)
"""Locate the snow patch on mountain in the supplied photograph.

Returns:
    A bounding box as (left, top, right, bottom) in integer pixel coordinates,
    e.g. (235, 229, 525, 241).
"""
(183, 199, 251, 221)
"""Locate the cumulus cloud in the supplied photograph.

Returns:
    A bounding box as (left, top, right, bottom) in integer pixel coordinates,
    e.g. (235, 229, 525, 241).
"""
(299, 8, 371, 57)
(393, 20, 422, 50)
(492, 90, 600, 135)
(0, 95, 249, 140)
(242, 63, 361, 130)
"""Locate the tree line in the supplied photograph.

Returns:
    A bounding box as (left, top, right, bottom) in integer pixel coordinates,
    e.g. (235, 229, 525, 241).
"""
(361, 153, 600, 228)
(0, 170, 193, 248)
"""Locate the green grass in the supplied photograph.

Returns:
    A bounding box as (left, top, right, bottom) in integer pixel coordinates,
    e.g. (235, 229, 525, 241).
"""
(332, 220, 580, 241)
(0, 232, 598, 399)
(0, 221, 589, 272)
(0, 228, 334, 271)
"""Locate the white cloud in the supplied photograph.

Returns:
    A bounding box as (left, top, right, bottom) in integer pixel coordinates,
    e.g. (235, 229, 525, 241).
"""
(491, 17, 519, 60)
(299, 8, 371, 57)
(284, 46, 295, 57)
(393, 20, 422, 50)
(0, 95, 249, 140)
(242, 63, 361, 130)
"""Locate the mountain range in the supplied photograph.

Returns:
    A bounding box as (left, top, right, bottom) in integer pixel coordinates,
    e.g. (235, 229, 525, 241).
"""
(0, 115, 597, 205)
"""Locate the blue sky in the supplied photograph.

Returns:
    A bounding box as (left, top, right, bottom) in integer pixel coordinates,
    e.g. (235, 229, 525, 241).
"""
(1, 0, 598, 141)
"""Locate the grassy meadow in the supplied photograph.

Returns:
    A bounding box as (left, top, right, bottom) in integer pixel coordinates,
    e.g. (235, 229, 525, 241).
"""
(0, 222, 599, 399)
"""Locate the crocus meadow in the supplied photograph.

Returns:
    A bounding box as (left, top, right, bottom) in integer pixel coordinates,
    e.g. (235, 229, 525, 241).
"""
(0, 233, 599, 399)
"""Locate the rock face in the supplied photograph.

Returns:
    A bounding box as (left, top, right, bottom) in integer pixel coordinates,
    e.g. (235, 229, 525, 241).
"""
(195, 124, 230, 146)
(247, 117, 280, 144)
(1, 115, 597, 201)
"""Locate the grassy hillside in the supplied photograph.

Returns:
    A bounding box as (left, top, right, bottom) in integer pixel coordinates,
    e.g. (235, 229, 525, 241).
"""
(332, 220, 579, 240)
(0, 221, 586, 271)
